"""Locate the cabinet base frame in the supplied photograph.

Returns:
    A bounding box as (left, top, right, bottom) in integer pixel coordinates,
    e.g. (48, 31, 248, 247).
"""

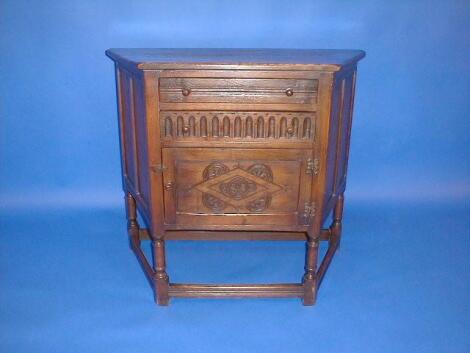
(126, 194, 343, 306)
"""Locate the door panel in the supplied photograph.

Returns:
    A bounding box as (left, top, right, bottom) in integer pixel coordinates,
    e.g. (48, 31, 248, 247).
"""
(162, 148, 313, 226)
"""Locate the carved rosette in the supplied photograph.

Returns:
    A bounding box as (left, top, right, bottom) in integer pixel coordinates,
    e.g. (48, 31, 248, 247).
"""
(246, 194, 272, 212)
(197, 162, 281, 213)
(201, 162, 230, 212)
(247, 164, 273, 181)
(202, 193, 226, 213)
(202, 162, 229, 180)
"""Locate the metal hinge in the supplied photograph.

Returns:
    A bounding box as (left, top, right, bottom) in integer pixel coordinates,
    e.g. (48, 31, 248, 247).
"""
(306, 158, 319, 175)
(151, 164, 166, 173)
(303, 201, 316, 224)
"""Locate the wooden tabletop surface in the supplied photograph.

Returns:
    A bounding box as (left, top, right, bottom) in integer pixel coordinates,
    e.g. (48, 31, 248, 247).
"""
(106, 48, 365, 71)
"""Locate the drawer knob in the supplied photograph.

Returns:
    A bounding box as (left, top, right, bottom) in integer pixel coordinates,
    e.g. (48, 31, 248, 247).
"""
(182, 125, 190, 133)
(164, 181, 174, 191)
(181, 88, 191, 96)
(285, 88, 294, 96)
(287, 126, 295, 135)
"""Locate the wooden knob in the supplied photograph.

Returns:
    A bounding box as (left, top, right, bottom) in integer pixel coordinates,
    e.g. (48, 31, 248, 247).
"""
(164, 181, 174, 191)
(181, 88, 191, 96)
(182, 125, 190, 133)
(286, 126, 294, 135)
(285, 88, 294, 96)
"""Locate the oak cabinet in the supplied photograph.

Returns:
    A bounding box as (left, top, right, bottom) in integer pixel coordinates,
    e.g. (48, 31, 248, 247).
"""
(106, 48, 365, 305)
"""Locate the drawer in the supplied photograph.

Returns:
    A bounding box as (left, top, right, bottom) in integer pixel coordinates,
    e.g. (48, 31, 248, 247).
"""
(160, 111, 316, 144)
(162, 148, 314, 227)
(159, 77, 318, 104)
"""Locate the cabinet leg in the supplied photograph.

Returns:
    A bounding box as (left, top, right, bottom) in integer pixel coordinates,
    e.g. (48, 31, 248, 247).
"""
(331, 194, 344, 249)
(152, 239, 170, 306)
(302, 237, 319, 305)
(125, 193, 140, 248)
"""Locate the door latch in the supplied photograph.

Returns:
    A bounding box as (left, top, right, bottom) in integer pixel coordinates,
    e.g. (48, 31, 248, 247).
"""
(303, 201, 316, 224)
(306, 158, 319, 175)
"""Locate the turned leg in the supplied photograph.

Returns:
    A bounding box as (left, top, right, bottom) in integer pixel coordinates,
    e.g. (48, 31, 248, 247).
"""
(331, 194, 345, 249)
(302, 237, 319, 305)
(125, 192, 140, 248)
(152, 239, 170, 306)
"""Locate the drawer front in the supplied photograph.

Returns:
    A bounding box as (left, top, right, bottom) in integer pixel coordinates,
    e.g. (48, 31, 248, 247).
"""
(162, 148, 313, 227)
(159, 78, 318, 104)
(160, 111, 316, 144)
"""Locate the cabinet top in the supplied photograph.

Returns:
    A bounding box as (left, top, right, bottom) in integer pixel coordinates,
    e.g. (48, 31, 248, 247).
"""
(105, 48, 365, 71)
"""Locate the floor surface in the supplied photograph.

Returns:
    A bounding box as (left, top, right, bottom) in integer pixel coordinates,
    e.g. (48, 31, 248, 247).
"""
(1, 201, 469, 353)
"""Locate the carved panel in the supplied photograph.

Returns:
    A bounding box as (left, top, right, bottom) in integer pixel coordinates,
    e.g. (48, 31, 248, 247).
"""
(160, 111, 316, 142)
(195, 162, 282, 213)
(162, 148, 313, 225)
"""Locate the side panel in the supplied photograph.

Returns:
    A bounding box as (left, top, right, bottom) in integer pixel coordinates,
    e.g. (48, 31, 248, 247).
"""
(115, 66, 152, 223)
(322, 67, 357, 221)
(132, 74, 152, 215)
(143, 70, 166, 237)
(334, 75, 355, 191)
(309, 72, 334, 237)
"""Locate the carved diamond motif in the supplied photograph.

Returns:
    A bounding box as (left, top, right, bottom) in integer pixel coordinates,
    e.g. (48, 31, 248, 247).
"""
(194, 163, 282, 213)
(217, 176, 258, 200)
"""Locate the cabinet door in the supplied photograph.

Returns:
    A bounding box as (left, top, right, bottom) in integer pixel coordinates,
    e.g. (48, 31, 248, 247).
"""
(162, 148, 313, 227)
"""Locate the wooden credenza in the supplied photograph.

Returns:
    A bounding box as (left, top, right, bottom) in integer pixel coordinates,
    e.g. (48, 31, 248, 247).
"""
(106, 48, 365, 306)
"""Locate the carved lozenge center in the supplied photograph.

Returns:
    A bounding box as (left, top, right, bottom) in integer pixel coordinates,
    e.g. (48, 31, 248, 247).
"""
(218, 176, 258, 200)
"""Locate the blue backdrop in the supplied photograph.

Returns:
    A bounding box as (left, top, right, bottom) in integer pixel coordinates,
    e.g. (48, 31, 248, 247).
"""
(1, 1, 469, 353)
